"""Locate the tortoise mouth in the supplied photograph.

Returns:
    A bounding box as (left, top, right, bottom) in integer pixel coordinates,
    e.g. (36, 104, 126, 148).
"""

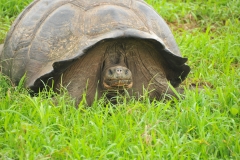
(103, 79, 133, 89)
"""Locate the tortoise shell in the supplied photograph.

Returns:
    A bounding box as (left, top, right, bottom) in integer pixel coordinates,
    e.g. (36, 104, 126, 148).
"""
(1, 0, 190, 103)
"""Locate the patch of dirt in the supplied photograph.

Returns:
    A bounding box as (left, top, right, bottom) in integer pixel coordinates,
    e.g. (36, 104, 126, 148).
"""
(166, 13, 199, 32)
(182, 78, 214, 90)
(166, 13, 220, 33)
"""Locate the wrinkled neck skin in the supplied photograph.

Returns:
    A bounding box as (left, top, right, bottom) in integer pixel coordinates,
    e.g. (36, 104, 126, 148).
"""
(103, 42, 127, 69)
(101, 42, 133, 94)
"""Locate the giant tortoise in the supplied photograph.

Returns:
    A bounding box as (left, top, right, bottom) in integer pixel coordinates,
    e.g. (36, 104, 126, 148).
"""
(0, 0, 190, 105)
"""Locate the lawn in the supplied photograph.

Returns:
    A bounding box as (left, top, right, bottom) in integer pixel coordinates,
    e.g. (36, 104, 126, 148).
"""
(0, 0, 239, 159)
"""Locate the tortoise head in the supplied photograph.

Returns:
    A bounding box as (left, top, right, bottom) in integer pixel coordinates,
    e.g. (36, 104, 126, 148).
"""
(101, 42, 133, 90)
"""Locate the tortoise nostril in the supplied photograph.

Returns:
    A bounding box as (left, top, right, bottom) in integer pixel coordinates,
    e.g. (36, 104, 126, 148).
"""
(106, 66, 132, 79)
(116, 68, 122, 73)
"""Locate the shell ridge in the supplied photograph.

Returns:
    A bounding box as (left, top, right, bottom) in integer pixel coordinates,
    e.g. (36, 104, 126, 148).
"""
(84, 1, 132, 11)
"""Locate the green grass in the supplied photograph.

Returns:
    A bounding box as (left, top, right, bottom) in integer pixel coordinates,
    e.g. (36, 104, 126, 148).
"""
(0, 0, 240, 159)
(0, 0, 32, 43)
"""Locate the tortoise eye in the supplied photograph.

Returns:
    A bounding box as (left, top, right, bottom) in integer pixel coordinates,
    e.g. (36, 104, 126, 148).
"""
(108, 69, 113, 75)
(102, 61, 105, 71)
